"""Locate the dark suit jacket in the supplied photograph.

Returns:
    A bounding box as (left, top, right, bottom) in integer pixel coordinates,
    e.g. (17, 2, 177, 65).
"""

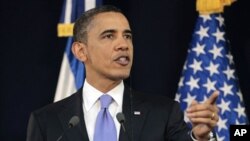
(26, 86, 192, 141)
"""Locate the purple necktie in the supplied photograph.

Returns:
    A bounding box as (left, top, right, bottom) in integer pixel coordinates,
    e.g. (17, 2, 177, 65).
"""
(93, 95, 117, 141)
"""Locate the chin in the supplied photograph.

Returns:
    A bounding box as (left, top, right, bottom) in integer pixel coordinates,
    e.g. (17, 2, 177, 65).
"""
(110, 72, 130, 81)
(120, 74, 130, 79)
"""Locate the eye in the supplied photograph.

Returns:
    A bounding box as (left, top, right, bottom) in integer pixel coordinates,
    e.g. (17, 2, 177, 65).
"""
(103, 34, 114, 39)
(124, 34, 132, 40)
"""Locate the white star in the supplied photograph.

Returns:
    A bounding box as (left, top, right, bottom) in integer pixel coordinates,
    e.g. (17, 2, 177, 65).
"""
(226, 54, 234, 64)
(183, 60, 188, 70)
(217, 117, 228, 132)
(219, 82, 234, 96)
(209, 45, 223, 60)
(200, 95, 208, 103)
(175, 93, 181, 102)
(192, 43, 206, 56)
(189, 59, 203, 74)
(235, 119, 240, 125)
(212, 28, 225, 43)
(218, 99, 231, 114)
(216, 134, 225, 141)
(205, 62, 220, 76)
(235, 119, 247, 125)
(178, 77, 184, 88)
(234, 103, 247, 118)
(215, 14, 224, 27)
(186, 76, 200, 91)
(236, 90, 243, 102)
(196, 26, 209, 41)
(203, 78, 216, 93)
(200, 14, 212, 23)
(184, 112, 190, 123)
(223, 66, 235, 80)
(183, 93, 197, 107)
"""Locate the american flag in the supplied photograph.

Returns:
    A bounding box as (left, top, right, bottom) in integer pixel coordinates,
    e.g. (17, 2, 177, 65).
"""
(175, 13, 249, 141)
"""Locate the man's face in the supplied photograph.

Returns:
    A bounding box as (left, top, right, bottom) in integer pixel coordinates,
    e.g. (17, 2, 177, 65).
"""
(84, 12, 133, 82)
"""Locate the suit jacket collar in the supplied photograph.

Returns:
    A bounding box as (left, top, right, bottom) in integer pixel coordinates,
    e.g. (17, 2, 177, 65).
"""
(120, 85, 149, 141)
(57, 88, 89, 141)
(57, 86, 149, 141)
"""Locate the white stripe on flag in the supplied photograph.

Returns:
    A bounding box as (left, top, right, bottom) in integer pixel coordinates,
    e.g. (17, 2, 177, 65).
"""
(65, 0, 72, 23)
(54, 53, 77, 102)
(85, 0, 96, 11)
(55, 0, 99, 102)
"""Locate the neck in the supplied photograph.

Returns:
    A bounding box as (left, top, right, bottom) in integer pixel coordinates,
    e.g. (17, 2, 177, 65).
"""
(86, 77, 122, 93)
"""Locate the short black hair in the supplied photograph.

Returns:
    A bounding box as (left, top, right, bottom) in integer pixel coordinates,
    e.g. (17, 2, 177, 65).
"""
(73, 5, 123, 43)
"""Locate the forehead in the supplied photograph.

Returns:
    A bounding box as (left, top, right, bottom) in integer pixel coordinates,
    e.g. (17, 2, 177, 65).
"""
(87, 12, 130, 32)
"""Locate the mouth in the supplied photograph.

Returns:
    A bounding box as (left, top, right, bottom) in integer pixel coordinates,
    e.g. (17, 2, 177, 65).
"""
(114, 55, 130, 66)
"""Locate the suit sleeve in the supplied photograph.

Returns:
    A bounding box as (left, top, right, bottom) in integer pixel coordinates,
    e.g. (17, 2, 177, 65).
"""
(165, 101, 192, 141)
(26, 113, 44, 141)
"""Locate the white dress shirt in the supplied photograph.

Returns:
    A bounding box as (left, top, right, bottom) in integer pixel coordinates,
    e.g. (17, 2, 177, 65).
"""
(82, 80, 124, 141)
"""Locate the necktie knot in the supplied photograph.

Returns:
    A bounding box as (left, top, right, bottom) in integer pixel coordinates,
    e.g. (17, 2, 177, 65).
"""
(100, 94, 112, 109)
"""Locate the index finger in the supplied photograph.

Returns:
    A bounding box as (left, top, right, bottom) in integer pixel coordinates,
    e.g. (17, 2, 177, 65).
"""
(205, 90, 219, 104)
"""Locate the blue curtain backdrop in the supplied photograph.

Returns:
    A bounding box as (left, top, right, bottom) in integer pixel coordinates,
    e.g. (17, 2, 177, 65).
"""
(0, 0, 249, 140)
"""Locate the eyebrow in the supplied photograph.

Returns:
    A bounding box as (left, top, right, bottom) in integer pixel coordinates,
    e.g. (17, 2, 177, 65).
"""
(124, 29, 132, 35)
(100, 29, 132, 36)
(100, 29, 115, 36)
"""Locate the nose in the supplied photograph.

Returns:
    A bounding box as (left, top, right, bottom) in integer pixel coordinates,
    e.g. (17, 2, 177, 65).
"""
(114, 36, 129, 51)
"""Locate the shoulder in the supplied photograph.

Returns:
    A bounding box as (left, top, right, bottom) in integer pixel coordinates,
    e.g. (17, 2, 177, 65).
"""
(26, 90, 82, 140)
(31, 90, 81, 118)
(132, 89, 180, 110)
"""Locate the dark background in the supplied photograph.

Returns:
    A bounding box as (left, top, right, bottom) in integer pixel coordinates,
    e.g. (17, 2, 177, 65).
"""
(0, 0, 249, 140)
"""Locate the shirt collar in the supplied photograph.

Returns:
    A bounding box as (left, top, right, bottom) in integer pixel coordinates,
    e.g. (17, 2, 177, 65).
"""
(82, 80, 124, 112)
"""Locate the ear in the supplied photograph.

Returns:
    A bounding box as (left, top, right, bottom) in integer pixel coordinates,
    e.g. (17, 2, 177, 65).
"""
(71, 42, 88, 62)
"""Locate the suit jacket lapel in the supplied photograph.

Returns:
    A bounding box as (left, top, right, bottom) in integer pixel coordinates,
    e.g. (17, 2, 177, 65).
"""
(119, 86, 132, 141)
(58, 89, 89, 141)
(56, 86, 149, 141)
(119, 86, 149, 141)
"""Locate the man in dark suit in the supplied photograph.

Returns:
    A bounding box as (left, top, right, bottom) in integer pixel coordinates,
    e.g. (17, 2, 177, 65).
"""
(27, 5, 219, 141)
